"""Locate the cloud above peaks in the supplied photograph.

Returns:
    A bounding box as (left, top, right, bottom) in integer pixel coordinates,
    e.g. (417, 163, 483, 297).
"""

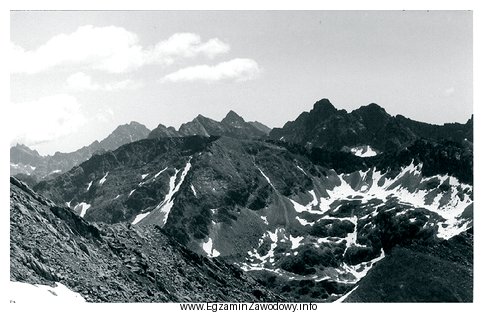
(153, 33, 230, 60)
(11, 25, 230, 74)
(66, 72, 100, 90)
(9, 94, 87, 146)
(162, 58, 261, 83)
(66, 72, 142, 91)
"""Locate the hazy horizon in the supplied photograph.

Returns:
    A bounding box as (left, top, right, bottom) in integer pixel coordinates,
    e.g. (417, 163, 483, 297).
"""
(10, 10, 473, 155)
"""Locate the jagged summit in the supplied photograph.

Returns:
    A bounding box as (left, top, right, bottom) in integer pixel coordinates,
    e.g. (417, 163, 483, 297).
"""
(222, 110, 246, 124)
(148, 124, 180, 139)
(354, 103, 388, 114)
(270, 98, 472, 152)
(312, 98, 337, 115)
(150, 110, 269, 140)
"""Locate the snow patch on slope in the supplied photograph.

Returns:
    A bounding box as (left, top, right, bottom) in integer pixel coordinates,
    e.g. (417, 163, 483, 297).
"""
(74, 202, 91, 218)
(350, 145, 378, 157)
(156, 159, 192, 227)
(202, 237, 220, 258)
(132, 211, 151, 225)
(154, 167, 167, 178)
(256, 166, 275, 189)
(191, 184, 197, 197)
(302, 163, 472, 239)
(9, 281, 85, 303)
(99, 172, 109, 185)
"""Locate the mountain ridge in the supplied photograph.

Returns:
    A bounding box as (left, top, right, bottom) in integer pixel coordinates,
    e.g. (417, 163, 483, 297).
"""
(10, 121, 151, 180)
(150, 110, 271, 140)
(270, 99, 472, 153)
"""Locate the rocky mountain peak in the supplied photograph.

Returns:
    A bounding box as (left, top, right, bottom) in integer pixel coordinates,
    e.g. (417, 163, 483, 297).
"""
(357, 103, 388, 115)
(148, 123, 180, 139)
(222, 110, 246, 125)
(311, 98, 338, 115)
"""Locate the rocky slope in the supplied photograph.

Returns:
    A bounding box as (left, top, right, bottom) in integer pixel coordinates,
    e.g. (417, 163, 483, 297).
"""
(10, 121, 151, 180)
(342, 228, 473, 302)
(33, 133, 473, 302)
(10, 176, 284, 302)
(270, 99, 473, 154)
(149, 110, 270, 140)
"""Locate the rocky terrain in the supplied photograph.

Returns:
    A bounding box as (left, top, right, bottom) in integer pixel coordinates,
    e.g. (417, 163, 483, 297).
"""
(10, 121, 151, 180)
(11, 98, 474, 302)
(33, 138, 473, 301)
(10, 177, 283, 302)
(343, 229, 473, 302)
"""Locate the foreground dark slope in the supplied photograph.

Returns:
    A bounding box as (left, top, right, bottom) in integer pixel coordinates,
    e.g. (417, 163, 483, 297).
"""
(10, 177, 282, 302)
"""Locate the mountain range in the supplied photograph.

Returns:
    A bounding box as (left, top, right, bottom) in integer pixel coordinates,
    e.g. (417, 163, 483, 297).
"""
(10, 98, 473, 303)
(10, 121, 151, 180)
(11, 111, 271, 185)
(270, 99, 473, 153)
(149, 110, 270, 139)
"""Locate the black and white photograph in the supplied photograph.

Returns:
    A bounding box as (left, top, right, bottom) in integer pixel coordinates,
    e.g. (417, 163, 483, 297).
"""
(4, 4, 481, 308)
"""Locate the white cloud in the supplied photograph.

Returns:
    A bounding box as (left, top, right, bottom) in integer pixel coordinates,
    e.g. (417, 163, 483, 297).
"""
(11, 25, 230, 74)
(104, 79, 143, 91)
(67, 72, 100, 90)
(9, 94, 87, 146)
(162, 58, 261, 83)
(66, 72, 143, 91)
(152, 33, 230, 61)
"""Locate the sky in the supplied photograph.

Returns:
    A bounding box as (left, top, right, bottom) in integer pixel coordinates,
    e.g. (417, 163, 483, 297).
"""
(9, 10, 473, 155)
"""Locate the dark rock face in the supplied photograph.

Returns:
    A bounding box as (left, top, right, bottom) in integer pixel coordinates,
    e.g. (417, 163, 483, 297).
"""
(270, 99, 472, 153)
(10, 121, 151, 179)
(10, 177, 284, 302)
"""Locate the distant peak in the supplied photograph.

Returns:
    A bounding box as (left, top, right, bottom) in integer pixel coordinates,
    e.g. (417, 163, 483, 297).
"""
(226, 110, 241, 118)
(155, 123, 168, 129)
(14, 143, 30, 149)
(364, 103, 386, 112)
(354, 103, 389, 117)
(222, 110, 245, 124)
(312, 98, 337, 114)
